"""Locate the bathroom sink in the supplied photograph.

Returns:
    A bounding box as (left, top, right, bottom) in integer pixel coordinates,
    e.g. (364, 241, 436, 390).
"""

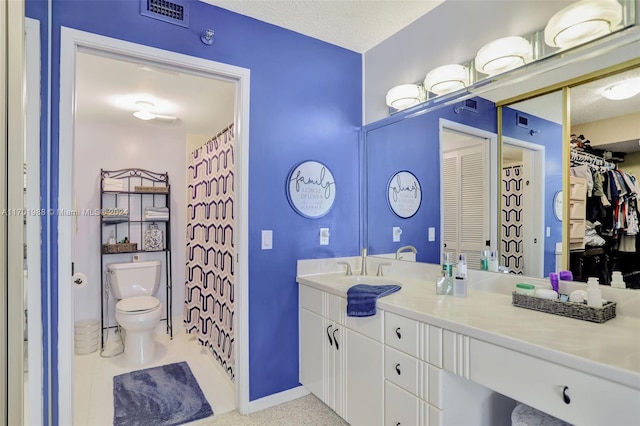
(336, 275, 402, 288)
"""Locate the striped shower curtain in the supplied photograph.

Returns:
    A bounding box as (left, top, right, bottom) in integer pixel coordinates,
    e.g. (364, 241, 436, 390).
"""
(185, 124, 235, 381)
(502, 165, 524, 275)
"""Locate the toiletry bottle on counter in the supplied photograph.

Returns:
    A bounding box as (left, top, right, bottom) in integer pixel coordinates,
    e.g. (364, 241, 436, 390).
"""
(442, 252, 453, 277)
(480, 246, 490, 271)
(587, 277, 603, 308)
(456, 253, 467, 278)
(108, 230, 116, 245)
(488, 250, 498, 272)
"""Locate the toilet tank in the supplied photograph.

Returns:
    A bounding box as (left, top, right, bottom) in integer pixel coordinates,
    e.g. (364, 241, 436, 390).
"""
(107, 260, 161, 300)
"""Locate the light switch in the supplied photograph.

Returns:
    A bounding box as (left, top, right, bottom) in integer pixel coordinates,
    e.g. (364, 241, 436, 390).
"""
(320, 228, 330, 245)
(261, 230, 273, 250)
(393, 227, 402, 242)
(546, 227, 551, 237)
(428, 227, 435, 242)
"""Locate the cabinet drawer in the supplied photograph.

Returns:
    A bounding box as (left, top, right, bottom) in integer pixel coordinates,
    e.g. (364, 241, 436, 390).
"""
(470, 339, 640, 426)
(385, 346, 419, 395)
(299, 285, 322, 315)
(346, 309, 383, 342)
(385, 311, 419, 357)
(385, 380, 420, 426)
(569, 220, 585, 240)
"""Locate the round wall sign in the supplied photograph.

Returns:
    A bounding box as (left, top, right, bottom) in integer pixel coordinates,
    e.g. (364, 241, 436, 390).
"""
(287, 160, 336, 218)
(553, 190, 562, 221)
(387, 171, 422, 218)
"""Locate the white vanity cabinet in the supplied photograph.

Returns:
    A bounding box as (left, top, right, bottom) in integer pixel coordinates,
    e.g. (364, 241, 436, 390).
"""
(470, 338, 640, 426)
(299, 284, 385, 425)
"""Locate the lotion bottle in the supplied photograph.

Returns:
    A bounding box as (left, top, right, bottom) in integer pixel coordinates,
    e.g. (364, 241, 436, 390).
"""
(587, 277, 602, 308)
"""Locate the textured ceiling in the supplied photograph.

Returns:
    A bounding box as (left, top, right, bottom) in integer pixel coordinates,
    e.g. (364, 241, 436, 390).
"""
(201, 0, 445, 52)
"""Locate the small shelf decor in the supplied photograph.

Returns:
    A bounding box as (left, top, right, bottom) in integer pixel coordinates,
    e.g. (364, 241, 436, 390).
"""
(512, 292, 616, 323)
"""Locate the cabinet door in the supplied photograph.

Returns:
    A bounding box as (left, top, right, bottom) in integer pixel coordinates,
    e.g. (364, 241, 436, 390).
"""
(325, 321, 345, 418)
(299, 307, 324, 398)
(346, 329, 384, 426)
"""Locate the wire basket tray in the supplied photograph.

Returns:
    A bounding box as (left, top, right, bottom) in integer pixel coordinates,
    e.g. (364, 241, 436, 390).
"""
(512, 292, 616, 323)
(102, 243, 138, 254)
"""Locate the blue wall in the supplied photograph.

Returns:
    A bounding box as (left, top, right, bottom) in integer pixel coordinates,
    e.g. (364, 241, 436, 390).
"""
(29, 0, 362, 415)
(502, 107, 562, 276)
(365, 98, 497, 263)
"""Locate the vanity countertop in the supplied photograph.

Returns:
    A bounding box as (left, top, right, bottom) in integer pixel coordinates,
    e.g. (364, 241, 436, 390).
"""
(297, 271, 640, 390)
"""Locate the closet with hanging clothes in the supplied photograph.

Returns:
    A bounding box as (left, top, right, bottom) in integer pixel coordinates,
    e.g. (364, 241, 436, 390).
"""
(569, 148, 640, 287)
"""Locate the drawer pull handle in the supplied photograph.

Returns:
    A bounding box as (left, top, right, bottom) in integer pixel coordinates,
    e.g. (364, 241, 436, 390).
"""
(395, 363, 401, 375)
(396, 423, 401, 426)
(562, 386, 571, 405)
(333, 328, 340, 350)
(395, 327, 402, 339)
(326, 325, 333, 346)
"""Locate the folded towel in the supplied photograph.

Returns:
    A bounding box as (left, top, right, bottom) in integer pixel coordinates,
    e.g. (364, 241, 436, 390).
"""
(347, 284, 401, 317)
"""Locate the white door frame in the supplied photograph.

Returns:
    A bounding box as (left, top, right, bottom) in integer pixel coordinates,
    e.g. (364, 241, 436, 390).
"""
(59, 27, 251, 423)
(502, 137, 545, 277)
(25, 16, 43, 425)
(439, 119, 498, 262)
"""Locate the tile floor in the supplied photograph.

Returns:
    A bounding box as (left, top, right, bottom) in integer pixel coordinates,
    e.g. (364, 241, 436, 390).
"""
(73, 324, 235, 426)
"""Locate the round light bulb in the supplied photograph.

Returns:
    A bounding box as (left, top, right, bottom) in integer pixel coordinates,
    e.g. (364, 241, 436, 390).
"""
(475, 36, 533, 76)
(601, 79, 640, 100)
(544, 0, 622, 49)
(423, 64, 469, 96)
(385, 84, 423, 110)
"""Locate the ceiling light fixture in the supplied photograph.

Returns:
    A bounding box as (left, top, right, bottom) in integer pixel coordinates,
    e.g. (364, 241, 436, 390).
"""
(385, 84, 424, 110)
(133, 101, 156, 120)
(601, 79, 640, 100)
(544, 0, 623, 49)
(475, 36, 533, 76)
(423, 64, 470, 96)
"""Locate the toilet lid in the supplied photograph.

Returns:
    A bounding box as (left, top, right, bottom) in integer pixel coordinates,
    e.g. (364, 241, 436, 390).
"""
(116, 296, 160, 313)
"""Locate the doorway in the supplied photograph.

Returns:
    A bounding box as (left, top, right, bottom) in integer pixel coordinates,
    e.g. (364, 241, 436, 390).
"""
(440, 120, 498, 271)
(502, 138, 545, 276)
(58, 28, 250, 424)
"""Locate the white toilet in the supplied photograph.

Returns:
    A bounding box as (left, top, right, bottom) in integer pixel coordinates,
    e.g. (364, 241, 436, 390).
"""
(107, 260, 162, 365)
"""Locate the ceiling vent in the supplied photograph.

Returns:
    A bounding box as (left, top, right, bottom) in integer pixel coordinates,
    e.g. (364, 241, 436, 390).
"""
(140, 0, 190, 28)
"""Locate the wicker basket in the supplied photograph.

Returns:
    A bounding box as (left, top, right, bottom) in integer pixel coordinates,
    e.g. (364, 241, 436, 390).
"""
(134, 185, 169, 193)
(102, 243, 138, 254)
(512, 292, 616, 323)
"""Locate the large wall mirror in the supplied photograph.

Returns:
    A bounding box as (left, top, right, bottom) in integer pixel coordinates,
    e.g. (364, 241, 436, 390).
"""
(363, 45, 640, 288)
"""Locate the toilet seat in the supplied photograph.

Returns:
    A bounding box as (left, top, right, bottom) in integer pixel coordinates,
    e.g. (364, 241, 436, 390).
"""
(116, 296, 161, 314)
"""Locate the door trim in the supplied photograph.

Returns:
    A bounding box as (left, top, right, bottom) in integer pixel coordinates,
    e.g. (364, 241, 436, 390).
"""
(59, 27, 251, 423)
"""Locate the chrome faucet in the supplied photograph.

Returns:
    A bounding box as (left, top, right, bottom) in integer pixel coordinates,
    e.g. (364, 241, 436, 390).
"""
(376, 262, 392, 277)
(337, 261, 352, 276)
(395, 245, 417, 260)
(360, 248, 368, 275)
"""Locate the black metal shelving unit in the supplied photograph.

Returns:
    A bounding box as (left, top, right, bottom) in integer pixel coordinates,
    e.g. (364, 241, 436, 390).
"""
(99, 168, 173, 350)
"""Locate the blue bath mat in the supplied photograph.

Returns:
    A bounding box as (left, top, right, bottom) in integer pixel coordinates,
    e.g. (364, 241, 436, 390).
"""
(113, 361, 213, 426)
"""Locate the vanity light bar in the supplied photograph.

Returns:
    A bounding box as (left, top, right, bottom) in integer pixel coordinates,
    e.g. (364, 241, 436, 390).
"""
(386, 0, 630, 114)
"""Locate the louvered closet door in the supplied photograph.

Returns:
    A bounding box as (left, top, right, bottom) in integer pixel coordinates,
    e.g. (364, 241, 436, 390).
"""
(442, 153, 459, 257)
(443, 145, 489, 270)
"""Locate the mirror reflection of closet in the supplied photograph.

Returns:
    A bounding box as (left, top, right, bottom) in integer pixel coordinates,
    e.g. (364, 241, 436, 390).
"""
(568, 66, 640, 288)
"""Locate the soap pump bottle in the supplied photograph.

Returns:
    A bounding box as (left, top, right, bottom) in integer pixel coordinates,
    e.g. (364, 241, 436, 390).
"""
(587, 277, 602, 308)
(454, 254, 467, 297)
(108, 230, 116, 245)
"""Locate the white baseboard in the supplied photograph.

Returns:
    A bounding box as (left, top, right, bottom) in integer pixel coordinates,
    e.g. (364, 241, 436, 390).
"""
(245, 385, 310, 414)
